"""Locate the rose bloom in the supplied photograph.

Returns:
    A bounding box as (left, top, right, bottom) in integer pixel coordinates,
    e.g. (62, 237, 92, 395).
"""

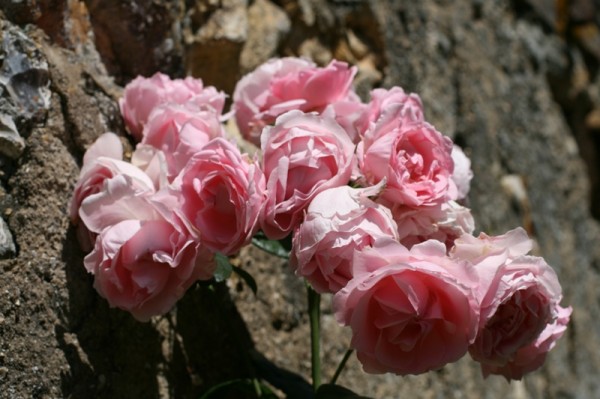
(451, 145, 473, 200)
(357, 109, 457, 207)
(359, 87, 424, 136)
(451, 227, 533, 266)
(141, 103, 225, 180)
(78, 173, 162, 237)
(451, 228, 568, 376)
(70, 133, 156, 250)
(175, 138, 266, 255)
(120, 72, 226, 141)
(469, 256, 563, 367)
(84, 218, 215, 322)
(130, 144, 169, 190)
(378, 199, 475, 250)
(233, 57, 357, 146)
(481, 304, 572, 380)
(260, 111, 355, 239)
(334, 238, 480, 375)
(290, 184, 398, 294)
(71, 132, 126, 223)
(321, 92, 366, 144)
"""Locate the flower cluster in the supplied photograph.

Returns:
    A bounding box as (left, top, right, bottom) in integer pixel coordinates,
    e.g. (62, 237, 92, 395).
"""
(71, 57, 570, 380)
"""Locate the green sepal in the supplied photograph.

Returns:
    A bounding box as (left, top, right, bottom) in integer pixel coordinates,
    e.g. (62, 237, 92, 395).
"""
(214, 253, 233, 282)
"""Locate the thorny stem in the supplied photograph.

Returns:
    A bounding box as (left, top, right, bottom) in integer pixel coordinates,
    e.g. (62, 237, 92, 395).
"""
(307, 285, 321, 390)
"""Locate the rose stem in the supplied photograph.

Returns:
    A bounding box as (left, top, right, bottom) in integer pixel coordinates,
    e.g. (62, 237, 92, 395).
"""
(330, 348, 354, 385)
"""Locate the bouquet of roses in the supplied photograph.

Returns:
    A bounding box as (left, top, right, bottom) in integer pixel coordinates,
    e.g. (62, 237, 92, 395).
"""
(70, 57, 571, 395)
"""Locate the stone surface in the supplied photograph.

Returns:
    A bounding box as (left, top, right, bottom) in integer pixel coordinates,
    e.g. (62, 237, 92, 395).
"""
(184, 0, 248, 94)
(83, 0, 185, 83)
(0, 113, 24, 159)
(240, 0, 291, 73)
(1, 1, 600, 398)
(0, 216, 14, 259)
(0, 17, 50, 130)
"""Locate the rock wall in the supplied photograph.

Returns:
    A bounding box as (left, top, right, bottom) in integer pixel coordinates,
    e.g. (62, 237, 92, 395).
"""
(1, 0, 599, 398)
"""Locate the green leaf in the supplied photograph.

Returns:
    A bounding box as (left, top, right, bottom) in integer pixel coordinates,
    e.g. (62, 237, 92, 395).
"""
(213, 253, 233, 282)
(315, 384, 373, 399)
(232, 265, 258, 296)
(251, 236, 290, 259)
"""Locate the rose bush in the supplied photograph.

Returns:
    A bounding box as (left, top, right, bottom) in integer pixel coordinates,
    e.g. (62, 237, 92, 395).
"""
(71, 59, 571, 391)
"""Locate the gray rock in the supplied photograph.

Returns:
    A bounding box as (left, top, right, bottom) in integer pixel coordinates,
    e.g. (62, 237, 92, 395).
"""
(85, 0, 186, 82)
(184, 0, 248, 94)
(0, 216, 15, 259)
(0, 19, 51, 129)
(0, 113, 25, 159)
(240, 0, 291, 73)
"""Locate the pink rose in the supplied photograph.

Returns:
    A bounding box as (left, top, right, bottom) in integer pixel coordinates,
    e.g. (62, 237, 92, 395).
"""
(78, 172, 160, 235)
(468, 255, 562, 367)
(175, 138, 266, 255)
(71, 134, 156, 250)
(141, 103, 225, 180)
(379, 199, 475, 250)
(481, 304, 572, 380)
(451, 145, 473, 200)
(450, 227, 533, 268)
(451, 229, 566, 374)
(131, 145, 169, 190)
(321, 92, 367, 144)
(84, 218, 215, 321)
(70, 132, 127, 223)
(357, 110, 456, 207)
(290, 184, 398, 294)
(82, 132, 123, 166)
(359, 87, 424, 135)
(260, 111, 355, 239)
(334, 239, 480, 375)
(120, 72, 226, 141)
(233, 57, 357, 146)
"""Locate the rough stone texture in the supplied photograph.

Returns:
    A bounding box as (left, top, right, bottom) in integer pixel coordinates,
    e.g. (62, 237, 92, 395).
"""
(0, 217, 14, 259)
(0, 114, 24, 159)
(1, 0, 600, 398)
(0, 16, 50, 134)
(240, 0, 291, 73)
(184, 0, 249, 94)
(83, 0, 185, 83)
